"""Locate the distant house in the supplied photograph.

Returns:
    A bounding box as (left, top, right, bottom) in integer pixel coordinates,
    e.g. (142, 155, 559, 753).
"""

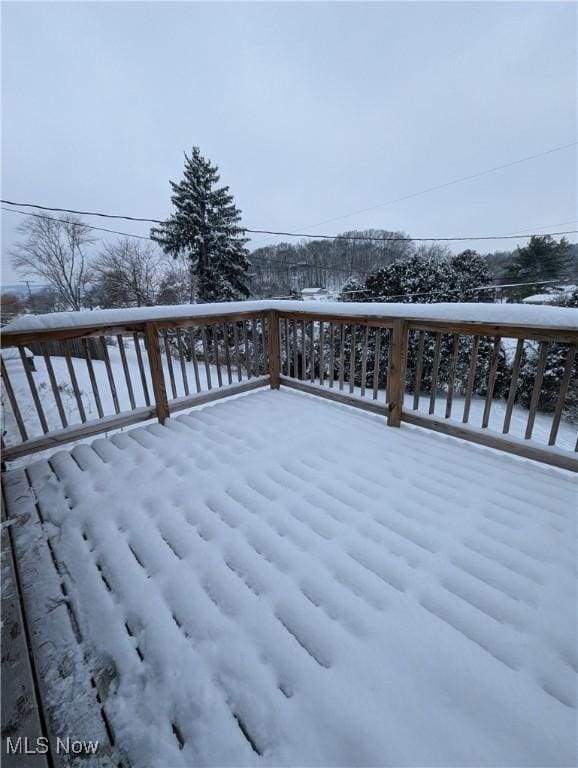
(301, 287, 329, 301)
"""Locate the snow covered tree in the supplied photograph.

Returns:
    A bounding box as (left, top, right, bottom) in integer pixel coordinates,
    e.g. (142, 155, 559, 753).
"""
(517, 342, 578, 420)
(449, 250, 494, 302)
(338, 277, 367, 302)
(505, 236, 570, 301)
(332, 248, 506, 399)
(151, 147, 251, 303)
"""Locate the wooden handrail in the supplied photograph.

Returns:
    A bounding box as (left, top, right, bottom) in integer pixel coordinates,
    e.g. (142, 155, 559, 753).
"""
(0, 309, 270, 348)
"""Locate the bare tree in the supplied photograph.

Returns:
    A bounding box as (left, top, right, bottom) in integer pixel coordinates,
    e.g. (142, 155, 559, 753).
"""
(11, 214, 94, 311)
(156, 253, 198, 305)
(90, 238, 163, 307)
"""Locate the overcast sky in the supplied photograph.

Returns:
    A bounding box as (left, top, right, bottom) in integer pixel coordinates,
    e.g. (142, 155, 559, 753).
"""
(2, 1, 577, 286)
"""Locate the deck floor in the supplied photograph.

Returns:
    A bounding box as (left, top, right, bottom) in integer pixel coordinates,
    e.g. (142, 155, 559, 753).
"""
(3, 389, 577, 767)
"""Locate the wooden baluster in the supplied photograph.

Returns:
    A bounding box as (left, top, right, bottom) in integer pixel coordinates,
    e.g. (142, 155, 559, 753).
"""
(360, 326, 369, 397)
(117, 335, 136, 410)
(242, 322, 251, 379)
(548, 344, 576, 446)
(1, 356, 28, 441)
(525, 342, 549, 439)
(145, 323, 170, 424)
(385, 329, 392, 404)
(41, 342, 68, 428)
(162, 330, 178, 399)
(223, 324, 233, 385)
(284, 318, 290, 377)
(292, 319, 298, 378)
(233, 323, 243, 382)
(329, 323, 336, 388)
(261, 315, 269, 377)
(348, 325, 356, 394)
(82, 339, 104, 419)
(252, 318, 260, 376)
(462, 335, 479, 424)
(17, 345, 49, 433)
(201, 327, 213, 389)
(502, 338, 524, 434)
(188, 328, 202, 392)
(387, 319, 408, 427)
(319, 321, 325, 386)
(62, 340, 86, 422)
(100, 337, 120, 414)
(301, 320, 306, 380)
(310, 321, 315, 384)
(372, 327, 381, 401)
(338, 324, 345, 390)
(445, 334, 460, 419)
(175, 329, 190, 396)
(133, 332, 151, 406)
(213, 326, 223, 387)
(267, 311, 280, 389)
(413, 331, 425, 411)
(481, 336, 502, 429)
(428, 333, 442, 415)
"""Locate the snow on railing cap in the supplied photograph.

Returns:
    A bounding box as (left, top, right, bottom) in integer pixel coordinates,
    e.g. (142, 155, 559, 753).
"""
(2, 299, 578, 333)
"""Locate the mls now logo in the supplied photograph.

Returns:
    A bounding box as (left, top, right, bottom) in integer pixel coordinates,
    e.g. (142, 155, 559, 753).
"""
(4, 736, 99, 755)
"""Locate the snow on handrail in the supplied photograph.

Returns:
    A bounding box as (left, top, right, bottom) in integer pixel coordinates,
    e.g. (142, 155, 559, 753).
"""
(2, 299, 578, 337)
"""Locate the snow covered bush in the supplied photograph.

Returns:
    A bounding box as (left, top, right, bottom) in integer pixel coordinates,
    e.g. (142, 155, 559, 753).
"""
(517, 343, 578, 421)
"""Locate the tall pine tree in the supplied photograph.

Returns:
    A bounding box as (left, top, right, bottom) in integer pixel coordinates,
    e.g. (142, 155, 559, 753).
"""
(151, 147, 251, 303)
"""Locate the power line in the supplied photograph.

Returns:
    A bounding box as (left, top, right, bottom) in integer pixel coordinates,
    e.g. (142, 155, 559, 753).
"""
(246, 227, 578, 243)
(1, 199, 161, 224)
(3, 203, 575, 303)
(340, 276, 577, 302)
(1, 205, 371, 277)
(1, 206, 152, 240)
(2, 198, 578, 243)
(275, 140, 578, 233)
(1, 206, 575, 284)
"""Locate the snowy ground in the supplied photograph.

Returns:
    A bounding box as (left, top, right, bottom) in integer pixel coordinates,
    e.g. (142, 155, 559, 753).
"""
(1, 339, 243, 447)
(4, 389, 577, 767)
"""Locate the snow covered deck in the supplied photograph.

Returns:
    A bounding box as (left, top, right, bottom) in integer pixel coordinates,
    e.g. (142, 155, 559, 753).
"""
(3, 389, 577, 767)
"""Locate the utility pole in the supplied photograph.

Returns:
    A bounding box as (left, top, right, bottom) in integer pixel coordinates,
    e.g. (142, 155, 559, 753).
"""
(20, 280, 34, 301)
(20, 280, 36, 312)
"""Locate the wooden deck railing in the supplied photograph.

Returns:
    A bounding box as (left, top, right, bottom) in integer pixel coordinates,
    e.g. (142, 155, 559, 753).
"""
(2, 306, 577, 471)
(0, 308, 271, 461)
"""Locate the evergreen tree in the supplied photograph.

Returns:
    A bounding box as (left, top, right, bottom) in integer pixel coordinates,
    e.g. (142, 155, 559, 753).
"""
(151, 147, 251, 303)
(505, 236, 570, 301)
(449, 250, 494, 302)
(333, 248, 507, 399)
(517, 343, 578, 421)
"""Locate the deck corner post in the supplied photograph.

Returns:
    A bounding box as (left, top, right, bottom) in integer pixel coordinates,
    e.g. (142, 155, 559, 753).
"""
(145, 322, 170, 424)
(267, 310, 281, 389)
(387, 319, 408, 428)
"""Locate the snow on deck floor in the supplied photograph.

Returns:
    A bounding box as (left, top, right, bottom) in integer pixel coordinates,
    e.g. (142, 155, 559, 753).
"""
(5, 389, 577, 767)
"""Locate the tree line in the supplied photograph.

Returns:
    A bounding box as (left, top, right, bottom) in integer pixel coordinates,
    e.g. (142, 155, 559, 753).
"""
(5, 145, 577, 322)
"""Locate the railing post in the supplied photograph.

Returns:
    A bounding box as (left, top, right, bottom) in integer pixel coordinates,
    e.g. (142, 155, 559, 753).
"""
(267, 311, 281, 389)
(387, 319, 408, 427)
(145, 322, 170, 424)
